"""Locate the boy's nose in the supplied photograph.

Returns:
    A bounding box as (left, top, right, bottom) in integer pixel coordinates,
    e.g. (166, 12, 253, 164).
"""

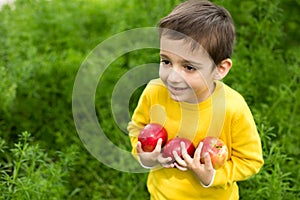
(168, 67, 182, 83)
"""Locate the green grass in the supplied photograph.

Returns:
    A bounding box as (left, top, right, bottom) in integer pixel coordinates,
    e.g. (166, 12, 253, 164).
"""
(0, 131, 78, 200)
(0, 0, 299, 199)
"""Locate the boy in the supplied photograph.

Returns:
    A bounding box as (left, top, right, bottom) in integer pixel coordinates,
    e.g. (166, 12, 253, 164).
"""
(127, 0, 264, 199)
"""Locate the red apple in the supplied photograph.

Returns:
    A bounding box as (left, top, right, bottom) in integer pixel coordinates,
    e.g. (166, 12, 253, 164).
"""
(162, 137, 196, 163)
(200, 136, 228, 169)
(138, 123, 168, 152)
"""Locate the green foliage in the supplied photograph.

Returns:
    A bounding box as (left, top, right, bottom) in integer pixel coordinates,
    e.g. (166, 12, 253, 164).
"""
(0, 67, 16, 113)
(0, 0, 108, 116)
(0, 0, 299, 199)
(0, 131, 78, 199)
(239, 118, 300, 199)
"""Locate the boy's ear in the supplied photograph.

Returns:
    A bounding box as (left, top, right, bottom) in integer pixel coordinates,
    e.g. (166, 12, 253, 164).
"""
(214, 58, 232, 80)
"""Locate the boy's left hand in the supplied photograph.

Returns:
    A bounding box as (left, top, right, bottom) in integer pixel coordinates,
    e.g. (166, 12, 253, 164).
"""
(173, 141, 215, 186)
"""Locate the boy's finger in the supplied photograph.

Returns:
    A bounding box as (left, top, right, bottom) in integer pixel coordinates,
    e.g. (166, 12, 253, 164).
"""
(174, 162, 188, 171)
(136, 141, 144, 153)
(154, 138, 163, 152)
(180, 141, 188, 157)
(180, 141, 193, 163)
(158, 154, 172, 164)
(158, 154, 174, 168)
(173, 151, 187, 167)
(162, 162, 175, 168)
(193, 143, 202, 162)
(204, 152, 213, 169)
(197, 142, 203, 152)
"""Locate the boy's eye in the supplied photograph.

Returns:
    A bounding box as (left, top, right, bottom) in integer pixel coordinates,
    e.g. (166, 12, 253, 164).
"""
(161, 59, 171, 65)
(184, 65, 196, 71)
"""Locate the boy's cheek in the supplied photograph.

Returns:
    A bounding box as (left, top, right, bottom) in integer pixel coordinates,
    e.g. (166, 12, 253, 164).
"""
(159, 66, 167, 81)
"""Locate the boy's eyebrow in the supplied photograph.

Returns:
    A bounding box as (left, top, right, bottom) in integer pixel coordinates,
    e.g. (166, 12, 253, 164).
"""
(159, 53, 169, 59)
(159, 53, 203, 66)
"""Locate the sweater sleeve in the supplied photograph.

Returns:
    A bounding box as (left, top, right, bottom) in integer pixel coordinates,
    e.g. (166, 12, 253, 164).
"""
(212, 101, 264, 188)
(127, 84, 152, 159)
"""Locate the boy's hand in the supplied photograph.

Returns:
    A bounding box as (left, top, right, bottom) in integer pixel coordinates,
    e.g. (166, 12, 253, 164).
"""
(137, 138, 173, 168)
(173, 141, 215, 186)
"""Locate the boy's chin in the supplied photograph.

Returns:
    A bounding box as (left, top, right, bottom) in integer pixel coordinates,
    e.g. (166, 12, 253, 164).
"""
(169, 93, 182, 102)
(169, 93, 197, 103)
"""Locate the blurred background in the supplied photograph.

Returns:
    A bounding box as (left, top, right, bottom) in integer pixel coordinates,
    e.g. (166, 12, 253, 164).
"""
(0, 0, 299, 199)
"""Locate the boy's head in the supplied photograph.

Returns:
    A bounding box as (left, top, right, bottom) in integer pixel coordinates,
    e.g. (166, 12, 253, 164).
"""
(158, 0, 235, 66)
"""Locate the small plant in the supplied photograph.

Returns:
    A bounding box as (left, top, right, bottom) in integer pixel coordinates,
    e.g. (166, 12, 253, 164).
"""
(239, 119, 299, 199)
(0, 131, 78, 200)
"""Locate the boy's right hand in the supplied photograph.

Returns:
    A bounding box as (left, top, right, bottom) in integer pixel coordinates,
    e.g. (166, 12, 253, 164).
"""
(137, 138, 173, 168)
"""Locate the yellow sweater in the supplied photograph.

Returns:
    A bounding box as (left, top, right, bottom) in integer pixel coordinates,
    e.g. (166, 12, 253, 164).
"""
(128, 79, 264, 200)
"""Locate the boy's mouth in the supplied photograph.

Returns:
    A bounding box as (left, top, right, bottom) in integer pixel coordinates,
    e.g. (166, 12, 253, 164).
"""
(168, 85, 189, 93)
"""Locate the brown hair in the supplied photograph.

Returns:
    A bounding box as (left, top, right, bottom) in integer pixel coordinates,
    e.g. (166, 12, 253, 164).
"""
(158, 0, 235, 66)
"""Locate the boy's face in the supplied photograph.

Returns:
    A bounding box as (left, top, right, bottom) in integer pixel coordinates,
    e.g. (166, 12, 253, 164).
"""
(159, 35, 218, 103)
